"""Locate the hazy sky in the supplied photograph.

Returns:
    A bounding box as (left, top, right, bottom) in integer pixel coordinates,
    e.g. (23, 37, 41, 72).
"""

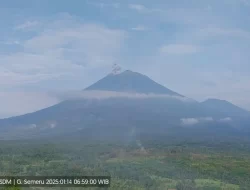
(0, 0, 250, 118)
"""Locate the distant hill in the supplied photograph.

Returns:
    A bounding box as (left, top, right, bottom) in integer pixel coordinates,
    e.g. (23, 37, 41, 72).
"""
(201, 99, 250, 118)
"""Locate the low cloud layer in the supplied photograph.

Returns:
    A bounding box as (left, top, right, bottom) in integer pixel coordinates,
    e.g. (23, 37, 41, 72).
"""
(0, 89, 195, 119)
(53, 90, 194, 102)
(181, 116, 233, 126)
(219, 117, 233, 122)
(181, 118, 200, 126)
(0, 92, 60, 119)
(181, 117, 214, 126)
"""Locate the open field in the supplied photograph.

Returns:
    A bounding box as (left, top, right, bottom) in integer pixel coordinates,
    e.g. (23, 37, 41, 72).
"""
(1, 139, 250, 190)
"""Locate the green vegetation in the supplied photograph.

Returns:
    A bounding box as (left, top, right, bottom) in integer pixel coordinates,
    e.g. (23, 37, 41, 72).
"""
(0, 139, 250, 190)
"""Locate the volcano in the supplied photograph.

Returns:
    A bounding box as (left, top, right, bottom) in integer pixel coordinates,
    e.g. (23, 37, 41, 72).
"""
(85, 70, 184, 97)
(0, 70, 249, 141)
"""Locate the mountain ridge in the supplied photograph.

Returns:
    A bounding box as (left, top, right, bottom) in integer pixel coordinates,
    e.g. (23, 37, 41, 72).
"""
(0, 70, 249, 140)
(201, 98, 250, 118)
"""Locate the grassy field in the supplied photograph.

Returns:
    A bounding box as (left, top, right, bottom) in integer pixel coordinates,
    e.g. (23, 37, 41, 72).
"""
(0, 139, 250, 190)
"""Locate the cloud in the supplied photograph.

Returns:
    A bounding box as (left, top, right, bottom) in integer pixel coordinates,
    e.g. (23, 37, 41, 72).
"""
(0, 89, 194, 119)
(24, 23, 125, 52)
(200, 117, 214, 122)
(129, 4, 147, 12)
(127, 5, 222, 26)
(197, 27, 250, 39)
(181, 117, 233, 126)
(29, 124, 37, 129)
(52, 90, 194, 102)
(127, 1, 249, 30)
(50, 123, 57, 129)
(0, 18, 126, 87)
(160, 44, 200, 55)
(239, 0, 250, 6)
(181, 117, 214, 126)
(219, 117, 233, 122)
(0, 92, 59, 119)
(128, 4, 161, 13)
(1, 40, 20, 45)
(131, 25, 148, 31)
(15, 21, 40, 30)
(23, 23, 126, 67)
(0, 53, 83, 86)
(87, 2, 120, 9)
(181, 118, 199, 126)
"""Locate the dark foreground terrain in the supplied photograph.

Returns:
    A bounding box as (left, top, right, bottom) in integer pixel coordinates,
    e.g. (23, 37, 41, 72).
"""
(1, 137, 250, 190)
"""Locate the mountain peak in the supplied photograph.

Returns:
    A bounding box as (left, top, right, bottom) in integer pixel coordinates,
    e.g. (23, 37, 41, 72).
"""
(85, 70, 184, 97)
(110, 70, 142, 76)
(110, 69, 134, 76)
(123, 70, 133, 73)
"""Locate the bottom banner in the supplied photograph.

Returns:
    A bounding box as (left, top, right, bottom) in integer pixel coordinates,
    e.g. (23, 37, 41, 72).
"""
(0, 176, 110, 187)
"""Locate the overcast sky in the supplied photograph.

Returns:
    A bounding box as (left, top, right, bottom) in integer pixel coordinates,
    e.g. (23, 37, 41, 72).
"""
(0, 0, 250, 118)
